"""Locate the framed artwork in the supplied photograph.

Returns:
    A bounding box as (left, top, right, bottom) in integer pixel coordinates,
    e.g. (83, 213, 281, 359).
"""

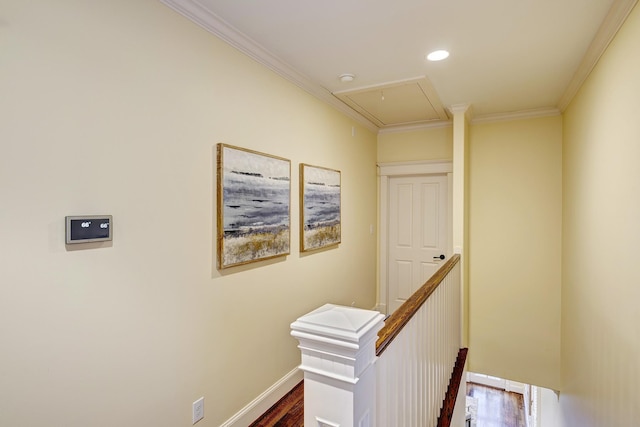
(216, 144, 291, 269)
(300, 163, 341, 252)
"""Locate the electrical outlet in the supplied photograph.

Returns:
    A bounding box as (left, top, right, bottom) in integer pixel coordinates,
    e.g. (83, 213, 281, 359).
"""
(192, 397, 204, 424)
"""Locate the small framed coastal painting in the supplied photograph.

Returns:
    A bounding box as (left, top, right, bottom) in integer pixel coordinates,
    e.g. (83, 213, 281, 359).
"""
(216, 144, 291, 269)
(300, 163, 341, 252)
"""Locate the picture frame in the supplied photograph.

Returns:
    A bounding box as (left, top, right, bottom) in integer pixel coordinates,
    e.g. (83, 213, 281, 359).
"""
(300, 163, 341, 252)
(217, 144, 291, 269)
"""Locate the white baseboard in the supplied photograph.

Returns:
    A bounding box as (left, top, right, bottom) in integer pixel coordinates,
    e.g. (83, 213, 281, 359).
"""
(219, 367, 303, 427)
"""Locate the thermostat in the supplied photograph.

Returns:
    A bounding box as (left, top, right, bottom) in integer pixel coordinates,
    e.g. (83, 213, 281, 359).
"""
(65, 215, 112, 244)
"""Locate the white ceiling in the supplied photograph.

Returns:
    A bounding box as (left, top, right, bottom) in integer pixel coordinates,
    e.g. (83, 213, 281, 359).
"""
(161, 0, 637, 130)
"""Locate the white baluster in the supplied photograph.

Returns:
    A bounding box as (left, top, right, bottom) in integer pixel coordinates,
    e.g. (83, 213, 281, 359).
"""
(293, 259, 462, 427)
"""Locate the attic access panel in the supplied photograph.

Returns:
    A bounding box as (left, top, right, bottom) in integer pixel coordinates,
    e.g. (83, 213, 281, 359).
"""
(333, 77, 449, 128)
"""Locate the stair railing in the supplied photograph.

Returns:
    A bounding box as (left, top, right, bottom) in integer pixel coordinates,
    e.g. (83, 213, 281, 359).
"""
(291, 254, 462, 427)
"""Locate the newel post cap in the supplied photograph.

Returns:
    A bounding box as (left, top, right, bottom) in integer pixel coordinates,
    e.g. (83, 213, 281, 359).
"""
(291, 304, 385, 346)
(291, 304, 385, 384)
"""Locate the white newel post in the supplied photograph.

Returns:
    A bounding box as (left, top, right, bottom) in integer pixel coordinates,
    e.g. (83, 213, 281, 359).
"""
(291, 304, 385, 427)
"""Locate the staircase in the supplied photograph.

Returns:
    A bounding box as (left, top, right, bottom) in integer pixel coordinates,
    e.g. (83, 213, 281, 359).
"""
(251, 255, 465, 427)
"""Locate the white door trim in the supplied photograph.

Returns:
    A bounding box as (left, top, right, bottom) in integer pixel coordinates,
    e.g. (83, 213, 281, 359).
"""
(377, 160, 453, 315)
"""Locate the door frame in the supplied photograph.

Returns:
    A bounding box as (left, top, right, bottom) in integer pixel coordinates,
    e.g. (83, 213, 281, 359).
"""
(377, 160, 453, 315)
(467, 372, 527, 395)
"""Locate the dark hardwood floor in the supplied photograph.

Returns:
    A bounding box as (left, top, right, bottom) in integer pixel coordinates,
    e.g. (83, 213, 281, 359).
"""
(248, 381, 303, 427)
(466, 383, 526, 427)
(249, 379, 525, 426)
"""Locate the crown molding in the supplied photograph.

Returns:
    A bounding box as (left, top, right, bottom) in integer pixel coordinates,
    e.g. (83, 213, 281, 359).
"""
(557, 0, 638, 111)
(161, 0, 637, 132)
(471, 107, 561, 124)
(160, 0, 379, 132)
(379, 105, 563, 131)
(447, 103, 472, 116)
(448, 103, 473, 124)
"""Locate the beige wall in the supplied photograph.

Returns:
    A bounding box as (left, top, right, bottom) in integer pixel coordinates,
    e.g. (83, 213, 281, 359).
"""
(468, 116, 562, 390)
(377, 126, 453, 163)
(561, 3, 640, 426)
(0, 2, 377, 426)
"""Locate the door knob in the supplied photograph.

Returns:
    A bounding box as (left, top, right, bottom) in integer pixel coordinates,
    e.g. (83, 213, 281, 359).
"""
(434, 254, 445, 260)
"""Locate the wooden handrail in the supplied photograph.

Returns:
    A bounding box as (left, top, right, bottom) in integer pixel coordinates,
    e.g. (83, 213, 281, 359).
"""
(376, 254, 461, 356)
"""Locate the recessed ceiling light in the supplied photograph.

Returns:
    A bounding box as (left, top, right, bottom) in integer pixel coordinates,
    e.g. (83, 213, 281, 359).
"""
(339, 73, 355, 83)
(426, 50, 450, 61)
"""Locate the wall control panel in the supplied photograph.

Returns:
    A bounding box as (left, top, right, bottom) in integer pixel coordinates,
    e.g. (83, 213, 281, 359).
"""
(65, 215, 112, 244)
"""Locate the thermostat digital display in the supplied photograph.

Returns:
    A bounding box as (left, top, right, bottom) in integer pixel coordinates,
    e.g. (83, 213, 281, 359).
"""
(65, 215, 112, 244)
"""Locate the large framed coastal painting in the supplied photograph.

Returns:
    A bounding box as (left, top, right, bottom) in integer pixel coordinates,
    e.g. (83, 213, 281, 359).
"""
(216, 144, 291, 269)
(300, 163, 341, 252)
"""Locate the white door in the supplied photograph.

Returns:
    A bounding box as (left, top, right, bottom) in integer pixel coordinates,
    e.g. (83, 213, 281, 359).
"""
(387, 174, 448, 313)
